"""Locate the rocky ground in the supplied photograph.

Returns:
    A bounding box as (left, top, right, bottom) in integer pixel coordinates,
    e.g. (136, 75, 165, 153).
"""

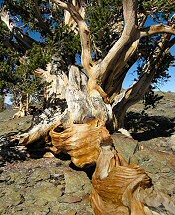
(0, 158, 93, 215)
(0, 110, 94, 214)
(0, 109, 32, 136)
(0, 91, 175, 215)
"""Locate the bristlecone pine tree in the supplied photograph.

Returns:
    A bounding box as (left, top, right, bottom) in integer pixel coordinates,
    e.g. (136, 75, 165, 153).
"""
(1, 0, 175, 214)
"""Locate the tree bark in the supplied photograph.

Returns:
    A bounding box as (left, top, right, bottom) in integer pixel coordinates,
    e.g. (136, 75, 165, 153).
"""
(91, 146, 152, 215)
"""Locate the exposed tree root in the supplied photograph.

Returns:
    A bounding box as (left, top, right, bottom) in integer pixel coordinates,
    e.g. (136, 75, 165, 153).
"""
(17, 108, 69, 145)
(49, 118, 175, 215)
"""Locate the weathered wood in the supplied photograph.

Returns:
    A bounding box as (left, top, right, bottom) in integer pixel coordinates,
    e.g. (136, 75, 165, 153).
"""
(13, 107, 25, 119)
(3, 1, 175, 214)
(50, 120, 175, 215)
(50, 119, 113, 167)
(17, 63, 113, 145)
(91, 145, 152, 215)
(67, 65, 113, 124)
(18, 109, 68, 145)
(0, 6, 35, 49)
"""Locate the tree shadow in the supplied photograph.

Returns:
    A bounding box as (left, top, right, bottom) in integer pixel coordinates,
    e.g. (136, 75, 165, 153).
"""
(26, 140, 48, 159)
(125, 111, 175, 141)
(27, 96, 68, 127)
(55, 152, 71, 161)
(45, 95, 68, 112)
(69, 161, 96, 180)
(0, 132, 28, 166)
(0, 132, 53, 165)
(0, 131, 96, 181)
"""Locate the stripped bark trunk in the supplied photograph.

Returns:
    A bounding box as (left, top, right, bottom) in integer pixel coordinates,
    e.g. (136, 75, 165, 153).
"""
(50, 115, 174, 215)
(2, 1, 175, 214)
(18, 62, 113, 145)
(14, 60, 175, 215)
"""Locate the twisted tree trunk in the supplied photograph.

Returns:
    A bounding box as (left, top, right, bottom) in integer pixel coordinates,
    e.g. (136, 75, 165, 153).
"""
(15, 61, 175, 214)
(1, 1, 175, 214)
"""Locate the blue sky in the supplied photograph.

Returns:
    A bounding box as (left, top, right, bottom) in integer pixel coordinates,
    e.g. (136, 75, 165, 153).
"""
(122, 66, 175, 92)
(122, 42, 175, 93)
(122, 15, 175, 92)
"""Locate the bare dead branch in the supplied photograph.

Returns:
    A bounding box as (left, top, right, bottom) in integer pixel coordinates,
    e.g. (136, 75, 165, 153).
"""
(104, 38, 140, 96)
(0, 5, 14, 31)
(64, 0, 85, 32)
(112, 34, 173, 128)
(18, 109, 68, 145)
(122, 0, 138, 33)
(97, 0, 139, 84)
(53, 0, 93, 74)
(140, 24, 175, 37)
(52, 1, 111, 103)
(0, 6, 36, 49)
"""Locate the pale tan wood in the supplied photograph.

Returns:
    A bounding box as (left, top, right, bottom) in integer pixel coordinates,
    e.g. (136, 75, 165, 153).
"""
(91, 146, 153, 215)
(50, 119, 173, 215)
